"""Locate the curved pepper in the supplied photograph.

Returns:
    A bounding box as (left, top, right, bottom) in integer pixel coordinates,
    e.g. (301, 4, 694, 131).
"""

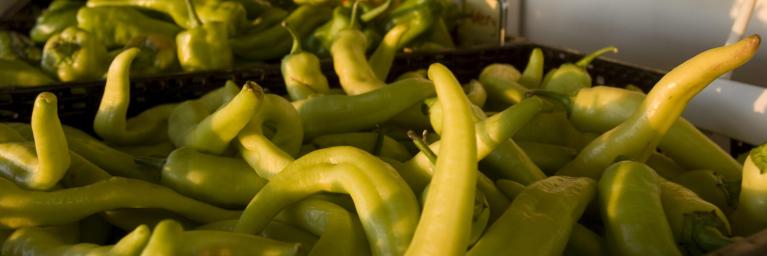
(294, 77, 435, 139)
(30, 0, 83, 43)
(464, 79, 488, 108)
(175, 0, 233, 71)
(94, 48, 174, 146)
(469, 176, 597, 256)
(477, 63, 526, 107)
(659, 179, 733, 254)
(599, 161, 682, 256)
(386, 0, 440, 49)
(672, 170, 733, 214)
(41, 26, 109, 82)
(311, 132, 413, 162)
(0, 176, 240, 229)
(0, 92, 69, 190)
(2, 224, 150, 256)
(406, 63, 477, 256)
(556, 36, 760, 179)
(541, 46, 617, 96)
(276, 198, 371, 256)
(76, 6, 182, 49)
(731, 144, 767, 236)
(537, 85, 742, 183)
(122, 34, 180, 75)
(144, 147, 266, 207)
(237, 94, 302, 179)
(518, 48, 544, 88)
(331, 3, 386, 96)
(230, 5, 331, 60)
(168, 81, 263, 154)
(369, 23, 410, 81)
(235, 147, 420, 256)
(281, 21, 330, 101)
(0, 60, 55, 87)
(305, 6, 351, 56)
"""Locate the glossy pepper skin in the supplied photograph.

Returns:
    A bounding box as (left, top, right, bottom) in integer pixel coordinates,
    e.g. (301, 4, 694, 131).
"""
(0, 30, 42, 64)
(731, 144, 767, 236)
(41, 26, 109, 82)
(368, 23, 410, 80)
(406, 63, 477, 256)
(0, 60, 55, 87)
(29, 0, 83, 43)
(599, 161, 682, 256)
(518, 48, 544, 88)
(2, 224, 151, 256)
(386, 0, 441, 49)
(541, 46, 617, 96)
(94, 48, 174, 146)
(0, 176, 240, 229)
(329, 2, 387, 95)
(311, 132, 413, 162)
(176, 0, 233, 72)
(556, 36, 760, 179)
(469, 176, 596, 256)
(76, 6, 182, 49)
(235, 147, 420, 256)
(280, 21, 330, 101)
(0, 92, 69, 191)
(230, 5, 332, 60)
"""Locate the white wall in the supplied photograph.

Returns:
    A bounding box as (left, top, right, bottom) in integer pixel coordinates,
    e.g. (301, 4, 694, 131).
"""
(521, 0, 767, 87)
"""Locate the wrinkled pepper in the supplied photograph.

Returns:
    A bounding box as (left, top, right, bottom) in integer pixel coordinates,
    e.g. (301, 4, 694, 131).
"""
(281, 21, 330, 101)
(0, 30, 41, 64)
(556, 36, 760, 179)
(175, 0, 233, 71)
(330, 2, 386, 95)
(76, 6, 182, 49)
(122, 34, 180, 75)
(29, 0, 83, 43)
(41, 26, 109, 82)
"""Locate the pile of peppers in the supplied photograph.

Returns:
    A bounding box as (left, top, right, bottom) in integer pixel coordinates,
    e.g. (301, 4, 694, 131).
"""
(1, 0, 461, 87)
(0, 5, 764, 253)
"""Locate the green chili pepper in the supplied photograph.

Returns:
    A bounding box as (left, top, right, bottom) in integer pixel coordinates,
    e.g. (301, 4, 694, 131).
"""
(537, 85, 743, 183)
(464, 79, 487, 108)
(513, 111, 592, 150)
(77, 6, 182, 49)
(0, 60, 55, 87)
(121, 34, 180, 75)
(305, 6, 351, 56)
(168, 81, 263, 154)
(2, 224, 151, 256)
(646, 151, 687, 180)
(294, 77, 435, 139)
(387, 0, 440, 49)
(331, 2, 386, 95)
(480, 139, 548, 185)
(0, 176, 240, 229)
(235, 147, 419, 256)
(247, 6, 289, 33)
(276, 198, 371, 256)
(556, 36, 760, 179)
(230, 5, 332, 60)
(659, 179, 733, 254)
(198, 219, 320, 255)
(311, 132, 412, 162)
(150, 147, 268, 207)
(417, 183, 490, 249)
(30, 0, 83, 43)
(114, 141, 176, 158)
(237, 94, 302, 179)
(405, 63, 477, 256)
(281, 21, 330, 101)
(731, 143, 767, 236)
(175, 0, 233, 72)
(86, 0, 248, 35)
(101, 208, 198, 231)
(0, 93, 69, 191)
(369, 23, 410, 80)
(541, 46, 617, 96)
(478, 63, 527, 108)
(516, 141, 576, 175)
(599, 161, 682, 256)
(672, 170, 733, 214)
(518, 48, 544, 88)
(41, 26, 109, 82)
(0, 30, 42, 64)
(5, 123, 159, 181)
(94, 48, 174, 146)
(469, 176, 596, 256)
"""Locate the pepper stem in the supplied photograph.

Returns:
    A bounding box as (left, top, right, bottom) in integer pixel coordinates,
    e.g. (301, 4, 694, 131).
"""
(408, 130, 437, 164)
(281, 21, 302, 54)
(361, 0, 393, 22)
(184, 0, 202, 28)
(349, 0, 361, 29)
(575, 46, 618, 68)
(526, 89, 573, 116)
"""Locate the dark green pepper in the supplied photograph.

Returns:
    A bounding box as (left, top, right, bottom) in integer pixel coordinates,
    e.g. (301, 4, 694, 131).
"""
(175, 0, 233, 71)
(305, 6, 351, 56)
(41, 26, 109, 82)
(29, 0, 83, 43)
(122, 34, 180, 75)
(76, 6, 182, 49)
(0, 30, 42, 64)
